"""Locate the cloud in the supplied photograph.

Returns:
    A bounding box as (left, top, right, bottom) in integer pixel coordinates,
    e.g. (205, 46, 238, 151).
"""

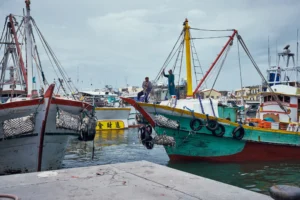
(0, 0, 299, 92)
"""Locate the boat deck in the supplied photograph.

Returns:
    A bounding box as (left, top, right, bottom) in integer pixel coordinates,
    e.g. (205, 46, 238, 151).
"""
(0, 161, 272, 200)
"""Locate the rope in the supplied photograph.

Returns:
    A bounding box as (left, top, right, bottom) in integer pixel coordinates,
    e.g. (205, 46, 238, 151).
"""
(191, 36, 230, 40)
(237, 37, 245, 117)
(190, 31, 207, 88)
(190, 27, 235, 32)
(175, 41, 185, 87)
(0, 16, 8, 52)
(209, 98, 216, 117)
(198, 96, 205, 114)
(237, 34, 290, 116)
(154, 30, 184, 82)
(0, 194, 19, 200)
(208, 43, 232, 97)
(31, 18, 77, 98)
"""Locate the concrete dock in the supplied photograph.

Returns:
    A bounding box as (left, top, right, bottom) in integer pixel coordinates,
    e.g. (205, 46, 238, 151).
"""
(0, 161, 272, 200)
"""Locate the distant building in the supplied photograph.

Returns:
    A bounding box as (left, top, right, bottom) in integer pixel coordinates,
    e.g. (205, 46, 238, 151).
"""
(234, 85, 266, 103)
(198, 89, 221, 99)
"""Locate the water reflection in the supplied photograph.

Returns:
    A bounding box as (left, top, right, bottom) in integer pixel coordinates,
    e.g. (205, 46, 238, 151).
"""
(167, 161, 300, 195)
(63, 128, 300, 196)
(62, 128, 169, 169)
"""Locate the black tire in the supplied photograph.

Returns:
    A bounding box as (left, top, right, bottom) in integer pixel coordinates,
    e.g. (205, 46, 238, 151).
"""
(206, 119, 219, 131)
(146, 125, 152, 135)
(212, 124, 225, 137)
(232, 126, 245, 140)
(190, 119, 203, 131)
(145, 140, 154, 149)
(139, 126, 146, 141)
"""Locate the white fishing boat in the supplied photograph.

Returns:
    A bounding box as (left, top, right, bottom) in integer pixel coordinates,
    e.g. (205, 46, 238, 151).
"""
(0, 0, 96, 174)
(78, 89, 131, 129)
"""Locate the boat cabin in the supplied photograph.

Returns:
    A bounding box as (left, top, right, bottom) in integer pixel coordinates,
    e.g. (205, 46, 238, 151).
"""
(259, 85, 300, 123)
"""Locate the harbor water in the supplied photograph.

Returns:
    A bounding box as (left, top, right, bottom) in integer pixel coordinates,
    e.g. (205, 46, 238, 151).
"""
(63, 128, 300, 196)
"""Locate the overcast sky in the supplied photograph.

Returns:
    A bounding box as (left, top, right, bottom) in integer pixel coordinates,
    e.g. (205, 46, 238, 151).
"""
(0, 0, 299, 92)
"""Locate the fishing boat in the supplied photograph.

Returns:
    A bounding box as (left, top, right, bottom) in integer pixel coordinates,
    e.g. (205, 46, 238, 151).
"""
(122, 19, 300, 162)
(0, 0, 95, 174)
(78, 87, 131, 130)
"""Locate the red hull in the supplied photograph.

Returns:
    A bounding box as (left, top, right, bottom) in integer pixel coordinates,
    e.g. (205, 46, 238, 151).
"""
(169, 142, 300, 162)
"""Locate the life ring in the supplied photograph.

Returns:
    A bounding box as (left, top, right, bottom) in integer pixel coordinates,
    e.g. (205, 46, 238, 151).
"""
(146, 125, 152, 135)
(206, 119, 219, 131)
(232, 126, 245, 140)
(190, 119, 203, 131)
(212, 124, 225, 137)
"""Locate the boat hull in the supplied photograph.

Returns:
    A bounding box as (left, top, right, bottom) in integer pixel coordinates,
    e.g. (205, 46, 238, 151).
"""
(0, 134, 70, 174)
(132, 101, 300, 162)
(95, 107, 131, 128)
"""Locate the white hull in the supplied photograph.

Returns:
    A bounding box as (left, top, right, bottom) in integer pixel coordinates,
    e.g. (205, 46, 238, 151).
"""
(95, 107, 131, 128)
(46, 98, 92, 135)
(0, 134, 69, 174)
(0, 85, 79, 174)
(128, 106, 139, 127)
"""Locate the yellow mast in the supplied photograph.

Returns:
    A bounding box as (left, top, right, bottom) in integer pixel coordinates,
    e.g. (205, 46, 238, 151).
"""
(184, 19, 193, 97)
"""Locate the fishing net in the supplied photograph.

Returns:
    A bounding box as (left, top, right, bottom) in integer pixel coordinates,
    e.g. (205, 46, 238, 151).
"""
(80, 115, 97, 133)
(154, 135, 176, 146)
(2, 114, 35, 138)
(56, 109, 81, 132)
(154, 115, 180, 129)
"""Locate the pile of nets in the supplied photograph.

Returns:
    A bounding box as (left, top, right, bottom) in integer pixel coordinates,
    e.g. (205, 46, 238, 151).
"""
(154, 135, 176, 146)
(56, 109, 81, 131)
(3, 114, 35, 138)
(154, 115, 180, 129)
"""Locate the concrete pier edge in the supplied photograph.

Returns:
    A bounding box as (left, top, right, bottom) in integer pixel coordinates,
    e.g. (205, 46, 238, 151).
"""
(0, 161, 272, 200)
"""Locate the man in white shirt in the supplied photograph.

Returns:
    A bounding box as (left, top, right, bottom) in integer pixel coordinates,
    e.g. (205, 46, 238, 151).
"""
(137, 77, 152, 103)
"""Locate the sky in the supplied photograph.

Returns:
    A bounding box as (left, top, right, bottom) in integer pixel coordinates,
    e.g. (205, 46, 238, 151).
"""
(0, 0, 299, 92)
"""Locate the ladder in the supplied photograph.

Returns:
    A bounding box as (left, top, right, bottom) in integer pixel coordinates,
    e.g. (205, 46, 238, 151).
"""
(190, 37, 206, 90)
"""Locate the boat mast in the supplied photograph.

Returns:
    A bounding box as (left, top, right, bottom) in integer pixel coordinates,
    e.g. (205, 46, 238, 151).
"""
(183, 19, 193, 97)
(193, 30, 237, 96)
(8, 15, 28, 92)
(24, 0, 33, 96)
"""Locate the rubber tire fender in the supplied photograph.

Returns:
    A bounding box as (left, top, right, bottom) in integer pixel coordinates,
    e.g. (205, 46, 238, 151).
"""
(190, 119, 203, 131)
(232, 126, 245, 140)
(145, 138, 154, 149)
(212, 124, 225, 137)
(206, 119, 219, 131)
(139, 126, 146, 141)
(146, 125, 152, 135)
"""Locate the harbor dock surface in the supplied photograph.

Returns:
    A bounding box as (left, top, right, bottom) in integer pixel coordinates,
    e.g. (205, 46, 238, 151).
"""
(0, 161, 271, 200)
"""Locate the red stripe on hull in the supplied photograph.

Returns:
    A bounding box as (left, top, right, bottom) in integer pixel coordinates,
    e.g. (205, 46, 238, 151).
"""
(51, 98, 92, 110)
(169, 142, 300, 162)
(0, 99, 43, 110)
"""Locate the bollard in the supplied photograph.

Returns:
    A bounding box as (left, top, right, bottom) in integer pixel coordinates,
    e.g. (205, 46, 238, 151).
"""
(269, 185, 300, 200)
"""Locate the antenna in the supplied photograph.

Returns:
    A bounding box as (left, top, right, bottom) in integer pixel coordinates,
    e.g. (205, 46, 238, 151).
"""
(297, 29, 299, 66)
(77, 66, 79, 85)
(276, 40, 278, 66)
(268, 36, 270, 67)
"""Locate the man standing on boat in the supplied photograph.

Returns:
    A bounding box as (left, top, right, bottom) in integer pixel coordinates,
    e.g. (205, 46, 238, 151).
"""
(163, 69, 175, 98)
(137, 77, 152, 103)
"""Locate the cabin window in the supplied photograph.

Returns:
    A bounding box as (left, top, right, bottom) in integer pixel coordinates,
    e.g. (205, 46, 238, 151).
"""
(267, 96, 272, 101)
(278, 95, 284, 102)
(206, 96, 209, 98)
(284, 96, 290, 103)
(264, 96, 267, 102)
(211, 96, 214, 99)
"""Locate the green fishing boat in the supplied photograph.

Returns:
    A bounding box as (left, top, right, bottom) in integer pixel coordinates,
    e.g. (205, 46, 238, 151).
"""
(122, 19, 300, 162)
